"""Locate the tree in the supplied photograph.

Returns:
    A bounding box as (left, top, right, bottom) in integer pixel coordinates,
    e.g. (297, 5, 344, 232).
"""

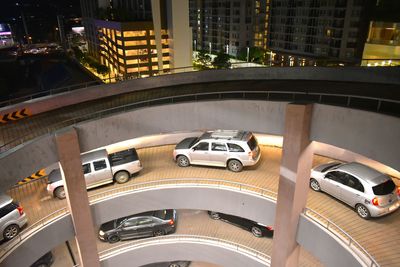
(212, 51, 231, 69)
(195, 49, 212, 70)
(237, 47, 266, 64)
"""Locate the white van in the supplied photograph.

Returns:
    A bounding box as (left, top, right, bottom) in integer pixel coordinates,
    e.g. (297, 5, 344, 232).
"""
(47, 148, 142, 199)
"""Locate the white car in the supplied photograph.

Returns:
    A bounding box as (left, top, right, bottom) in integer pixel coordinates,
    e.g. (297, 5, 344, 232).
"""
(173, 130, 261, 172)
(310, 162, 400, 219)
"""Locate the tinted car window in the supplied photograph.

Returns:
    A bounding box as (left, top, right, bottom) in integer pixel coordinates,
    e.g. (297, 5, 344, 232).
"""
(373, 179, 396, 195)
(343, 174, 364, 192)
(227, 143, 245, 152)
(93, 160, 107, 171)
(247, 135, 258, 150)
(82, 163, 91, 174)
(193, 142, 209, 151)
(211, 142, 227, 151)
(123, 218, 138, 227)
(137, 218, 153, 226)
(153, 210, 167, 219)
(325, 171, 346, 184)
(0, 202, 17, 218)
(109, 149, 139, 166)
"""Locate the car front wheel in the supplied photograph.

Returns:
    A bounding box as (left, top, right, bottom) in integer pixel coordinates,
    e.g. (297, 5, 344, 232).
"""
(310, 178, 321, 192)
(177, 155, 190, 167)
(108, 235, 120, 243)
(251, 226, 263, 238)
(356, 204, 371, 219)
(54, 186, 66, 199)
(227, 159, 243, 172)
(114, 171, 130, 184)
(3, 224, 20, 240)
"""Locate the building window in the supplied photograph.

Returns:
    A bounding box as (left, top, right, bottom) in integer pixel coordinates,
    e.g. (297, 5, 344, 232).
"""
(124, 30, 147, 37)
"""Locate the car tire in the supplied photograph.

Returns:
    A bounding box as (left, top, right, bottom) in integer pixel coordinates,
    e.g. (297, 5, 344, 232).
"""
(54, 186, 66, 199)
(168, 263, 181, 267)
(114, 171, 130, 184)
(35, 264, 48, 267)
(209, 211, 220, 220)
(251, 226, 263, 238)
(3, 224, 20, 241)
(153, 229, 165, 236)
(108, 235, 120, 243)
(227, 159, 243, 172)
(177, 155, 190, 167)
(310, 178, 321, 192)
(356, 204, 371, 219)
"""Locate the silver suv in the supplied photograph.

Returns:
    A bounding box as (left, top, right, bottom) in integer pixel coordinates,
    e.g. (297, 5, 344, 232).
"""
(310, 162, 400, 219)
(0, 194, 27, 241)
(173, 130, 261, 172)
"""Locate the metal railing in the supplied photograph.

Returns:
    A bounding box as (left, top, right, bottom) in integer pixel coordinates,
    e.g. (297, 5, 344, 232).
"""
(98, 234, 271, 265)
(1, 89, 399, 153)
(1, 58, 399, 108)
(88, 178, 278, 203)
(303, 208, 379, 267)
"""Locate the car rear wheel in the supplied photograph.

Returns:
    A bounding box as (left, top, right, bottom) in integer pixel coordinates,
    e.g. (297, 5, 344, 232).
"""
(177, 155, 190, 167)
(3, 224, 20, 240)
(108, 235, 120, 243)
(227, 159, 243, 172)
(310, 178, 321, 192)
(54, 186, 66, 199)
(153, 229, 165, 236)
(356, 204, 371, 219)
(169, 263, 182, 267)
(114, 171, 130, 184)
(209, 211, 220, 220)
(251, 226, 263, 238)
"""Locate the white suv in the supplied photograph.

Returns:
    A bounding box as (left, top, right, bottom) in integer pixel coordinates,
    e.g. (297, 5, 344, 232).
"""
(173, 130, 261, 172)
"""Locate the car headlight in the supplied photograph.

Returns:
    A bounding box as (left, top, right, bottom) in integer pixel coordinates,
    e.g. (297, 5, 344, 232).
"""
(99, 230, 105, 236)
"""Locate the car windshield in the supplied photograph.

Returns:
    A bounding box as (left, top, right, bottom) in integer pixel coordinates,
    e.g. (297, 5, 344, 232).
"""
(189, 138, 200, 147)
(321, 163, 342, 172)
(372, 179, 396, 195)
(247, 135, 258, 150)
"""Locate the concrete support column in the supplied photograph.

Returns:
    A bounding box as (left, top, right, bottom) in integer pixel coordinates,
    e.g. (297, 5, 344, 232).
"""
(151, 0, 164, 72)
(55, 128, 100, 267)
(271, 104, 313, 267)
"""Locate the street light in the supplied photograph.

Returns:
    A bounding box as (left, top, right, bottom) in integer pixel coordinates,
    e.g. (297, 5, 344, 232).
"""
(225, 44, 229, 54)
(246, 47, 249, 62)
(194, 40, 197, 51)
(209, 42, 212, 54)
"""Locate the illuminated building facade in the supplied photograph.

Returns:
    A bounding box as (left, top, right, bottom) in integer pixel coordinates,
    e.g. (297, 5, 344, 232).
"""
(362, 21, 400, 66)
(0, 23, 14, 49)
(80, 0, 191, 78)
(268, 0, 375, 66)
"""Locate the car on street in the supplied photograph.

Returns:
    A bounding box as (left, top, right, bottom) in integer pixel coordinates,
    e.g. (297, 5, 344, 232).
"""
(173, 130, 261, 172)
(0, 194, 27, 241)
(99, 209, 177, 243)
(47, 148, 142, 199)
(310, 162, 400, 219)
(208, 211, 273, 238)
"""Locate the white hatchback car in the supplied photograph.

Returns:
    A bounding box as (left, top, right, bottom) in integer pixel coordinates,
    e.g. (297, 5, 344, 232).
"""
(310, 162, 400, 219)
(173, 130, 261, 172)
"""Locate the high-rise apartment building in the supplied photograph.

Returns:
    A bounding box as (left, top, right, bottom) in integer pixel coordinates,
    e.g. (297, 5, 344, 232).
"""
(80, 0, 191, 78)
(189, 0, 256, 56)
(268, 0, 375, 66)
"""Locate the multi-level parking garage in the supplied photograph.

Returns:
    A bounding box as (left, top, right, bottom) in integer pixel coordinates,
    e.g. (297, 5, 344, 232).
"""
(0, 67, 399, 267)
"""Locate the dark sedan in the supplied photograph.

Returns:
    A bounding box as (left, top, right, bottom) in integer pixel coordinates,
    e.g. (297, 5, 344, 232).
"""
(141, 261, 190, 267)
(208, 211, 273, 238)
(99, 210, 177, 243)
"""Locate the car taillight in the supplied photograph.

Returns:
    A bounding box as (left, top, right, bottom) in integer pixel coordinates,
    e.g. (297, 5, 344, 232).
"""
(168, 219, 174, 225)
(266, 226, 273, 231)
(371, 197, 379, 206)
(248, 151, 256, 159)
(397, 187, 400, 197)
(17, 206, 24, 216)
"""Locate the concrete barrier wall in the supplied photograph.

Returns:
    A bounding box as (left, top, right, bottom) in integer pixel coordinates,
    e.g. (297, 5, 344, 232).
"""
(297, 214, 365, 267)
(1, 101, 399, 189)
(1, 67, 399, 117)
